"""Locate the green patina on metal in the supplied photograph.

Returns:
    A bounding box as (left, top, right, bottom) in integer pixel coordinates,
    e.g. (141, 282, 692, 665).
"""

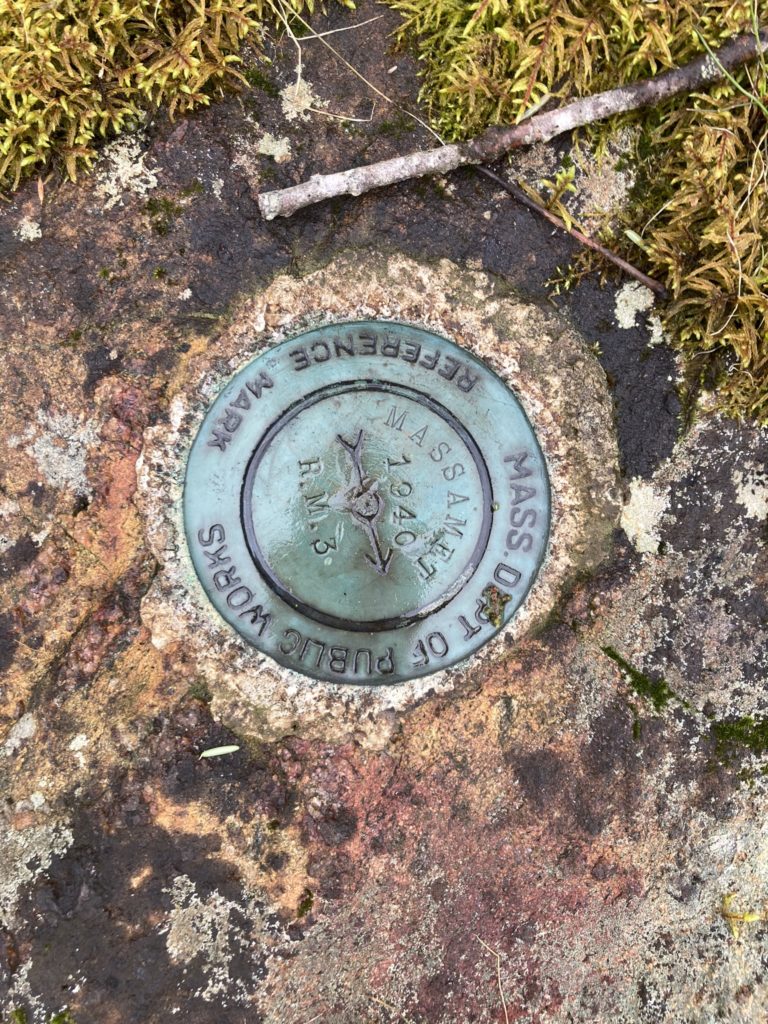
(183, 321, 551, 685)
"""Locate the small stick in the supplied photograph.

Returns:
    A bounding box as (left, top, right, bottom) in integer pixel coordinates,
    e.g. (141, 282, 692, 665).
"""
(477, 936, 510, 1024)
(475, 166, 669, 299)
(258, 31, 768, 220)
(297, 14, 385, 41)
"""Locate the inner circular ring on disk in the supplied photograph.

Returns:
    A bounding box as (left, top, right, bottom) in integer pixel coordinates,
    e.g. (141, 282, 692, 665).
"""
(240, 379, 494, 632)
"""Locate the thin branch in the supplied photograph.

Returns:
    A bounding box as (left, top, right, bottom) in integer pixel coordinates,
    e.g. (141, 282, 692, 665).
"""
(258, 30, 768, 221)
(477, 936, 510, 1024)
(695, 26, 768, 118)
(298, 14, 385, 40)
(308, 104, 375, 123)
(273, 0, 303, 87)
(476, 166, 668, 298)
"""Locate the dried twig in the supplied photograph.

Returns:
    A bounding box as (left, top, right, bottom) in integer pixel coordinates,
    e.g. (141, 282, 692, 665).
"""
(475, 166, 668, 298)
(258, 31, 768, 220)
(298, 13, 385, 40)
(477, 936, 510, 1024)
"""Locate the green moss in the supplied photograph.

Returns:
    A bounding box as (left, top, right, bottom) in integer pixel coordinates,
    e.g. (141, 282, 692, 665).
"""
(482, 584, 512, 628)
(296, 888, 314, 917)
(2, 1013, 72, 1024)
(378, 110, 418, 140)
(60, 328, 83, 350)
(712, 715, 768, 760)
(0, 0, 349, 192)
(384, 0, 768, 421)
(179, 179, 204, 198)
(601, 646, 685, 713)
(5, 0, 766, 419)
(188, 678, 212, 703)
(145, 197, 183, 236)
(243, 66, 280, 98)
(627, 701, 642, 740)
(604, 646, 768, 765)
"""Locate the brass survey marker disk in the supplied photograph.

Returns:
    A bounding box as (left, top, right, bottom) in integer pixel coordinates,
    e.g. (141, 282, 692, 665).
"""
(184, 321, 550, 684)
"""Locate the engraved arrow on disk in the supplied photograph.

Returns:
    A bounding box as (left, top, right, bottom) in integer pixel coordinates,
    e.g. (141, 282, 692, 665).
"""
(363, 524, 394, 575)
(337, 430, 394, 576)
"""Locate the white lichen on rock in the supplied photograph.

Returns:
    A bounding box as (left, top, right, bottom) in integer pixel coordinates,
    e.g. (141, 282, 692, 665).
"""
(68, 732, 89, 767)
(0, 496, 21, 553)
(14, 217, 42, 242)
(621, 478, 668, 554)
(0, 818, 73, 927)
(162, 875, 275, 1004)
(608, 416, 767, 717)
(96, 132, 159, 210)
(2, 713, 37, 756)
(256, 132, 292, 163)
(571, 128, 637, 229)
(280, 78, 326, 122)
(3, 961, 47, 1023)
(25, 409, 99, 496)
(614, 280, 654, 329)
(732, 463, 768, 521)
(614, 280, 665, 346)
(510, 129, 636, 234)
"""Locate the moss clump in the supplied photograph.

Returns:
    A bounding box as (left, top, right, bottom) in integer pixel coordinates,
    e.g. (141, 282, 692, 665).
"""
(481, 584, 512, 628)
(378, 110, 418, 140)
(5, 1013, 75, 1024)
(385, 0, 768, 421)
(144, 196, 184, 235)
(179, 178, 204, 198)
(296, 888, 314, 917)
(188, 677, 212, 703)
(602, 646, 685, 713)
(61, 328, 83, 349)
(712, 714, 768, 760)
(242, 65, 280, 97)
(622, 61, 768, 422)
(604, 647, 768, 766)
(0, 0, 350, 191)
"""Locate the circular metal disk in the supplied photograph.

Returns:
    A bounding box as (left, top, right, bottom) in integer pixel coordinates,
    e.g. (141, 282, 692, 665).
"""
(184, 321, 551, 685)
